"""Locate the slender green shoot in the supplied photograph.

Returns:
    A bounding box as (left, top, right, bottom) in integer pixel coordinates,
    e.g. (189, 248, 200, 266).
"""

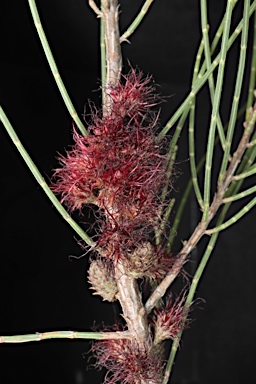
(120, 0, 155, 42)
(225, 133, 256, 199)
(202, 0, 234, 222)
(159, 0, 256, 137)
(206, 196, 256, 235)
(28, 0, 88, 136)
(187, 37, 205, 210)
(223, 185, 256, 203)
(161, 145, 178, 204)
(163, 192, 237, 383)
(0, 107, 95, 247)
(156, 147, 177, 245)
(165, 121, 256, 378)
(188, 99, 204, 210)
(198, 0, 238, 79)
(219, 0, 250, 183)
(168, 106, 190, 153)
(200, 0, 226, 150)
(167, 25, 246, 248)
(0, 331, 104, 343)
(193, 38, 204, 81)
(248, 138, 256, 147)
(246, 11, 256, 118)
(0, 330, 132, 343)
(168, 103, 246, 250)
(100, 1, 106, 102)
(163, 229, 220, 384)
(232, 164, 256, 180)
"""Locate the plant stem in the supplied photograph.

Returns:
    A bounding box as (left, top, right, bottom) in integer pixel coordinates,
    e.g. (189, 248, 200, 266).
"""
(198, 0, 238, 80)
(159, 0, 256, 137)
(115, 262, 149, 348)
(206, 196, 256, 234)
(0, 107, 95, 247)
(97, 0, 151, 354)
(232, 164, 256, 180)
(0, 330, 132, 343)
(120, 0, 155, 42)
(146, 103, 256, 314)
(202, 0, 234, 222)
(201, 0, 225, 149)
(101, 0, 122, 114)
(88, 0, 102, 17)
(163, 220, 222, 384)
(100, 1, 106, 102)
(164, 129, 256, 381)
(219, 0, 250, 183)
(222, 184, 256, 203)
(188, 97, 204, 210)
(246, 10, 256, 117)
(27, 0, 87, 136)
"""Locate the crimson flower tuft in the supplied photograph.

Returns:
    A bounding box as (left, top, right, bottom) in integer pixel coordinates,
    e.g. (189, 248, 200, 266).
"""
(106, 67, 159, 120)
(92, 338, 164, 384)
(52, 68, 174, 268)
(153, 291, 190, 344)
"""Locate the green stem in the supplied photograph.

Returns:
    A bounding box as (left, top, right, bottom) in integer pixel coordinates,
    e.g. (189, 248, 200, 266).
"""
(159, 0, 256, 137)
(219, 0, 250, 183)
(202, 0, 234, 222)
(163, 194, 234, 382)
(27, 0, 87, 136)
(168, 106, 190, 153)
(160, 144, 178, 212)
(0, 107, 95, 247)
(0, 330, 131, 343)
(163, 228, 220, 384)
(164, 105, 256, 381)
(198, 0, 238, 79)
(201, 0, 226, 150)
(206, 196, 256, 234)
(232, 164, 256, 180)
(168, 103, 246, 250)
(188, 98, 204, 209)
(120, 0, 155, 42)
(100, 1, 106, 100)
(246, 10, 256, 117)
(223, 185, 256, 203)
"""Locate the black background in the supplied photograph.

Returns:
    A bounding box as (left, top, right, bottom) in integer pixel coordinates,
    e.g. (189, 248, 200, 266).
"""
(0, 1, 256, 383)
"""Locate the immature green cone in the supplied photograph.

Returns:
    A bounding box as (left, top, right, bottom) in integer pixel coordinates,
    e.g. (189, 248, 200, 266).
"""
(88, 259, 118, 302)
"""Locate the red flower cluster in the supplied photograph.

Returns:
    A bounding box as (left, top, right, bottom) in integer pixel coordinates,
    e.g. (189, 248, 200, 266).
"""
(92, 338, 163, 384)
(153, 292, 189, 344)
(52, 68, 173, 273)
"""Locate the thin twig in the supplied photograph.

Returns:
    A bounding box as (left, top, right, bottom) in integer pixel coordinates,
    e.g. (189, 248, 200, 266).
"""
(120, 0, 155, 43)
(28, 0, 88, 136)
(0, 330, 132, 343)
(146, 104, 256, 314)
(159, 0, 256, 137)
(0, 107, 95, 247)
(88, 0, 103, 17)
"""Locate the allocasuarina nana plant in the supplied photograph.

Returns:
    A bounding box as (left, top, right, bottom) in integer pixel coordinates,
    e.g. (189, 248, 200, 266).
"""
(0, 1, 256, 383)
(51, 69, 187, 383)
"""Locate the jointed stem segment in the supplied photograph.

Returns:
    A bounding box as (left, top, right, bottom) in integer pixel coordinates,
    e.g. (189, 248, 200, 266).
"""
(0, 330, 132, 343)
(28, 0, 88, 136)
(0, 107, 95, 247)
